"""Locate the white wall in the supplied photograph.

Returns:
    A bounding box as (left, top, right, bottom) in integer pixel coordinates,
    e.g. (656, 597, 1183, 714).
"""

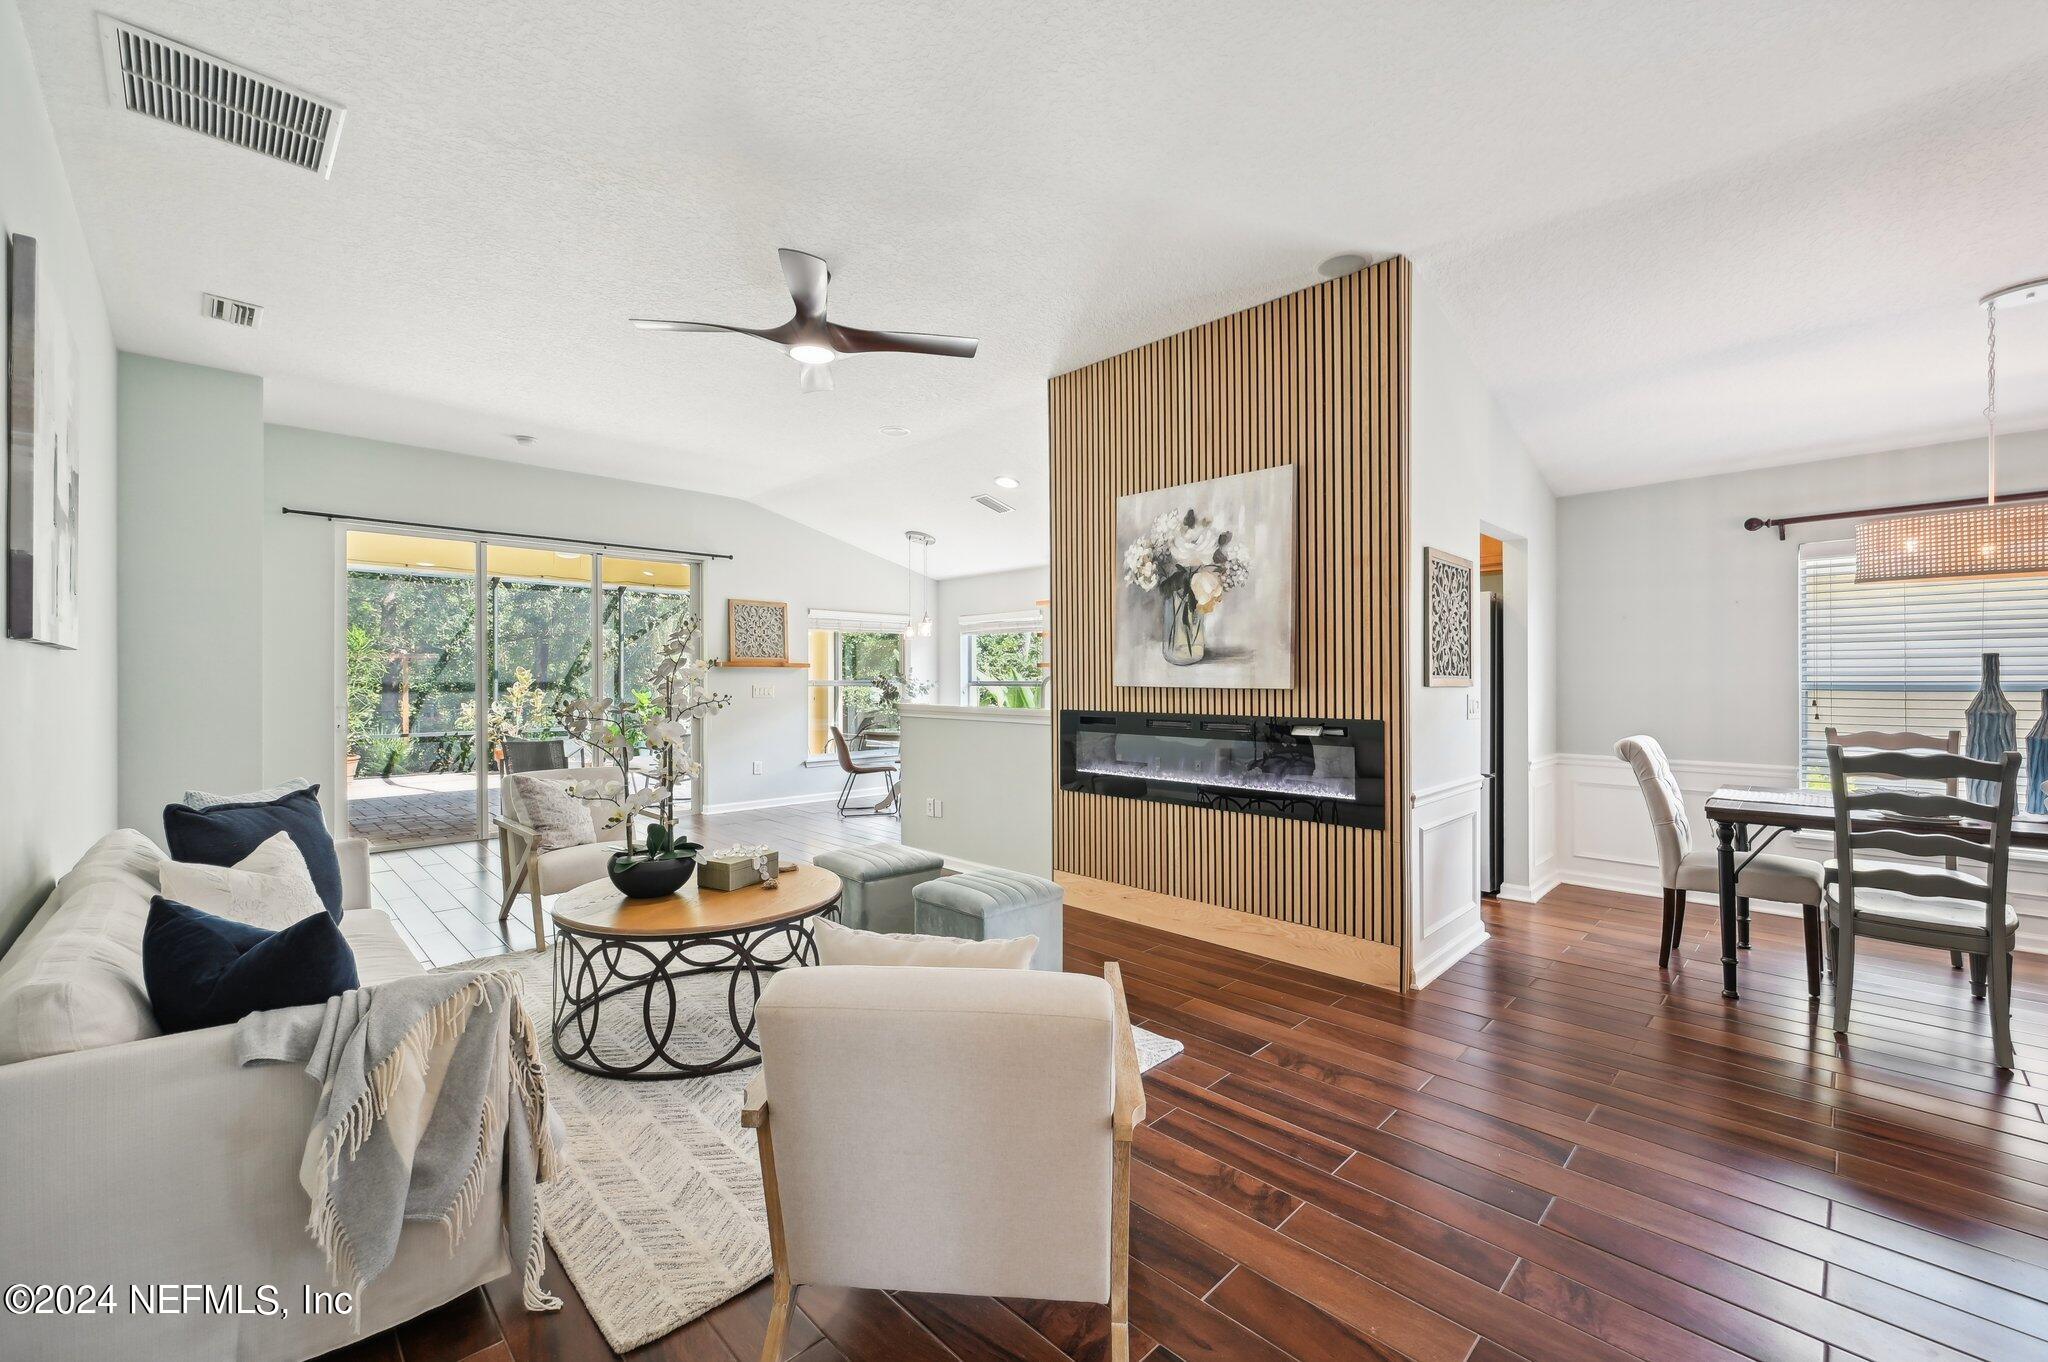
(1551, 426, 2048, 947)
(896, 706, 1052, 875)
(1407, 278, 1559, 985)
(262, 422, 937, 817)
(1559, 428, 2048, 763)
(0, 0, 117, 950)
(934, 565, 1049, 703)
(117, 356, 266, 830)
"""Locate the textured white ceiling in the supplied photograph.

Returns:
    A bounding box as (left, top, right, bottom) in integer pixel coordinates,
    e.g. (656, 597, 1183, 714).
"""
(19, 1, 2048, 571)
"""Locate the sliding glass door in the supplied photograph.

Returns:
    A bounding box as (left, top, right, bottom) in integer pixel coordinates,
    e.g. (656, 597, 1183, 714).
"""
(344, 533, 485, 849)
(342, 532, 698, 851)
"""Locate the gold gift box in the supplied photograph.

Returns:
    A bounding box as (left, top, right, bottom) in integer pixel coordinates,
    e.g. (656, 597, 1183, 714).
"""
(699, 851, 778, 892)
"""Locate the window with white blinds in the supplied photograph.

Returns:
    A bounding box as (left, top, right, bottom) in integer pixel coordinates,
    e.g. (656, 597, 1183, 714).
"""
(1797, 540, 2048, 789)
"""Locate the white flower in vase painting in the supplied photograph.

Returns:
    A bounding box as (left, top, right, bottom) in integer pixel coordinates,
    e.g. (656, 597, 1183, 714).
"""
(1113, 466, 1295, 690)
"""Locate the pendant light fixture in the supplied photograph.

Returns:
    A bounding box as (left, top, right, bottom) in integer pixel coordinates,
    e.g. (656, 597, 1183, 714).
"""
(905, 530, 936, 637)
(1857, 278, 2048, 582)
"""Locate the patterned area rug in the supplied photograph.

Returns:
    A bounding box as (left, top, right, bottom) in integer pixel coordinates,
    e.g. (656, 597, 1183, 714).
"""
(471, 946, 1183, 1354)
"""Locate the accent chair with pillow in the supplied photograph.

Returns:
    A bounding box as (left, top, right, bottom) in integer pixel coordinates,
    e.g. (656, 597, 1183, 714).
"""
(1614, 735, 1826, 980)
(496, 765, 626, 945)
(743, 948, 1145, 1362)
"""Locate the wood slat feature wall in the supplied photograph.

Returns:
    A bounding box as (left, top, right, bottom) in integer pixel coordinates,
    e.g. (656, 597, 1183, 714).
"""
(1049, 258, 1409, 948)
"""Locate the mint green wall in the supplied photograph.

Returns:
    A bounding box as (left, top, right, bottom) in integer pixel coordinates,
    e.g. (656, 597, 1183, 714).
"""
(115, 356, 266, 832)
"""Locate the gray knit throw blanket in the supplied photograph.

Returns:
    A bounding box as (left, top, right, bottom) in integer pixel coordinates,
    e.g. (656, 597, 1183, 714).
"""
(235, 969, 563, 1312)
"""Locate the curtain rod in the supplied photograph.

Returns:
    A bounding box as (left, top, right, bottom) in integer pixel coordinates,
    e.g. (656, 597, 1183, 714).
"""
(279, 507, 735, 561)
(1743, 487, 2048, 540)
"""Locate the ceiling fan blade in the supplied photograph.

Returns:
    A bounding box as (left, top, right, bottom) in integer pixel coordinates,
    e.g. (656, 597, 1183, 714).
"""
(798, 362, 834, 395)
(827, 325, 979, 359)
(629, 317, 786, 339)
(779, 249, 831, 321)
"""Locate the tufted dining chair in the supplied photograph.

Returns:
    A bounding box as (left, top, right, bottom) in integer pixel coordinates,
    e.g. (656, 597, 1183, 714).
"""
(1614, 736, 1826, 972)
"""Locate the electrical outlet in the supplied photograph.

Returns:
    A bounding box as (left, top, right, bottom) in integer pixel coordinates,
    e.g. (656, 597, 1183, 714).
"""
(751, 683, 774, 699)
(751, 760, 764, 775)
(1466, 693, 1480, 719)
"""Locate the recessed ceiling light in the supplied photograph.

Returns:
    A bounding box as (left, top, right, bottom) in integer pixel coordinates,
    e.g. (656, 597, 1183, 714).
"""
(1317, 253, 1371, 279)
(554, 551, 578, 560)
(993, 475, 1020, 489)
(508, 433, 537, 445)
(416, 561, 436, 568)
(642, 570, 654, 577)
(879, 425, 910, 437)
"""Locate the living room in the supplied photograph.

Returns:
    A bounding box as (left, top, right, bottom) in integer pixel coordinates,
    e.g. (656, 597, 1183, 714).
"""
(7, 4, 2048, 1362)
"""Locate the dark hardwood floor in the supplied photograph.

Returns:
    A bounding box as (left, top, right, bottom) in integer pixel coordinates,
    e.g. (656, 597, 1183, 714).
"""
(327, 881, 2048, 1362)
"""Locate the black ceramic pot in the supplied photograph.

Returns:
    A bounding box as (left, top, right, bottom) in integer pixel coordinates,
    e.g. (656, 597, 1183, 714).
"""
(608, 854, 696, 899)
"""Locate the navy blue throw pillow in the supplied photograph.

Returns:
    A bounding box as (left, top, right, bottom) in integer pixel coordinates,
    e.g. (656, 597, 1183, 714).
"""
(142, 897, 359, 1035)
(163, 785, 343, 921)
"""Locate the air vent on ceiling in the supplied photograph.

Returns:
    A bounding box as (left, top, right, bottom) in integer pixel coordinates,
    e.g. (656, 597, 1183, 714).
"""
(971, 493, 1014, 515)
(97, 16, 345, 176)
(204, 293, 261, 327)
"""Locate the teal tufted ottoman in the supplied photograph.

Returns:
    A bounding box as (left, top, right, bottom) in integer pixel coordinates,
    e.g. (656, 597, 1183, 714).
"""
(813, 844, 946, 934)
(912, 868, 1064, 972)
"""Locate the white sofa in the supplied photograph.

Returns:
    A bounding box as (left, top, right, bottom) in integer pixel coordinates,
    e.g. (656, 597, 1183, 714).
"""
(0, 830, 509, 1362)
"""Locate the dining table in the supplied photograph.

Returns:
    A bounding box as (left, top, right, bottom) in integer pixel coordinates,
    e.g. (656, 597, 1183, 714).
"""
(1703, 786, 2048, 1000)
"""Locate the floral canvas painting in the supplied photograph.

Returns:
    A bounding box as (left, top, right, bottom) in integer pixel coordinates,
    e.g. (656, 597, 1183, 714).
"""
(1115, 465, 1294, 689)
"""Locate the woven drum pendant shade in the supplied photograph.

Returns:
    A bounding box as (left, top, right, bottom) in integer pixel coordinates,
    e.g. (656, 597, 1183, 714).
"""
(1856, 501, 2048, 583)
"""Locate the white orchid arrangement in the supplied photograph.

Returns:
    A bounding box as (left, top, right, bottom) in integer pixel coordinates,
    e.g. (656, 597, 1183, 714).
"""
(1123, 509, 1251, 613)
(555, 610, 730, 866)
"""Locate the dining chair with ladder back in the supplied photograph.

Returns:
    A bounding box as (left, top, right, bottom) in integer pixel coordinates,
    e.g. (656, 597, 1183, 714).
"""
(830, 725, 899, 817)
(1824, 727, 1967, 975)
(1615, 735, 1826, 976)
(1825, 743, 2023, 1070)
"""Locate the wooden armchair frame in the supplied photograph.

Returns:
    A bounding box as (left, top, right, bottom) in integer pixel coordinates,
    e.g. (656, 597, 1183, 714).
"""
(741, 961, 1146, 1362)
(493, 813, 548, 945)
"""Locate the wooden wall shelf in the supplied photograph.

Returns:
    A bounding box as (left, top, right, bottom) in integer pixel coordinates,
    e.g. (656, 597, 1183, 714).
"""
(715, 659, 808, 669)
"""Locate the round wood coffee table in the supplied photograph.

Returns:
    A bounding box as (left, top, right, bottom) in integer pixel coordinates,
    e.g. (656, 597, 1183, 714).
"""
(548, 863, 840, 1080)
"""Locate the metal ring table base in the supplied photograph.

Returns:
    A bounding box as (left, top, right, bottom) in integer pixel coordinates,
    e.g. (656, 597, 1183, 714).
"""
(550, 906, 836, 1080)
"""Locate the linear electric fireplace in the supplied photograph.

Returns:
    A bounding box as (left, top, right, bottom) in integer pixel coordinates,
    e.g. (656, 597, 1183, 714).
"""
(1059, 710, 1384, 829)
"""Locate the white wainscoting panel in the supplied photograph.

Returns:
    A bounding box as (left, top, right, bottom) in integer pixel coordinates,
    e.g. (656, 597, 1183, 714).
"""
(1410, 776, 1488, 988)
(1546, 752, 2048, 954)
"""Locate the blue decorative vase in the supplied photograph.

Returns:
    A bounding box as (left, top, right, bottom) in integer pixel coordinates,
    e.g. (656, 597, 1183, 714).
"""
(1964, 652, 2017, 805)
(2028, 691, 2048, 815)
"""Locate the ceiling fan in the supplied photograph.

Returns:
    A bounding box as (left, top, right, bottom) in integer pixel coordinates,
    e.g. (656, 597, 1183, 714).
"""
(632, 248, 979, 393)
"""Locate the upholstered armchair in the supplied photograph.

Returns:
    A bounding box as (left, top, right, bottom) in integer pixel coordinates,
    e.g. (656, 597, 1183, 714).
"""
(494, 765, 626, 944)
(1614, 735, 1825, 969)
(742, 961, 1144, 1362)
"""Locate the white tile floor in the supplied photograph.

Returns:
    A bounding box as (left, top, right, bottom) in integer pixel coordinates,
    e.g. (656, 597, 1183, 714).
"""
(369, 799, 902, 967)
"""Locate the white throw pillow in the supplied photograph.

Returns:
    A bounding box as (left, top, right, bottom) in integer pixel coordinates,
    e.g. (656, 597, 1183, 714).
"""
(508, 774, 596, 851)
(158, 831, 327, 930)
(813, 917, 1036, 969)
(0, 830, 166, 1064)
(180, 778, 313, 810)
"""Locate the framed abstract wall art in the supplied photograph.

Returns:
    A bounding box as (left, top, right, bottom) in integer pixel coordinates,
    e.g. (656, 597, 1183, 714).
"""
(7, 233, 81, 649)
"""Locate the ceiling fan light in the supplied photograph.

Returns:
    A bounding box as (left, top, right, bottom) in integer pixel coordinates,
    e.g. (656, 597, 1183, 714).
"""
(788, 343, 836, 365)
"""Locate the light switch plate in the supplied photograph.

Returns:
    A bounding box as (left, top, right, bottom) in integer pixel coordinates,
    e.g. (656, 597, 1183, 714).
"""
(751, 683, 774, 699)
(1466, 694, 1480, 719)
(751, 760, 764, 775)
